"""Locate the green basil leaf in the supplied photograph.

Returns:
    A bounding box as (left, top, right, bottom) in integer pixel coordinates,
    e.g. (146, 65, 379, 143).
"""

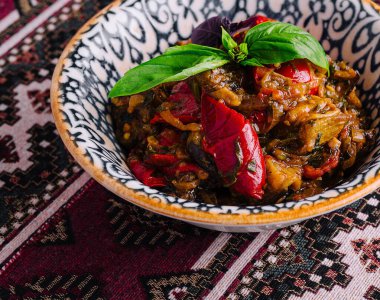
(108, 44, 230, 98)
(239, 43, 248, 55)
(244, 22, 329, 72)
(221, 27, 248, 62)
(234, 43, 249, 62)
(240, 57, 263, 67)
(221, 26, 237, 51)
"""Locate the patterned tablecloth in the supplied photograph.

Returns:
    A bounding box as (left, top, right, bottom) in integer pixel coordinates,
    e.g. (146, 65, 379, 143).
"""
(1, 1, 380, 299)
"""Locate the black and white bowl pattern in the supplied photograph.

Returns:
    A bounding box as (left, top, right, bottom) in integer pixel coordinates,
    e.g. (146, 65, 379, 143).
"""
(52, 0, 380, 231)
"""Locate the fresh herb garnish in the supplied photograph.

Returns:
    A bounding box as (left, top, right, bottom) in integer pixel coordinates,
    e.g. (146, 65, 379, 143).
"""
(221, 27, 248, 63)
(243, 22, 329, 71)
(191, 16, 233, 47)
(108, 21, 329, 98)
(108, 44, 230, 98)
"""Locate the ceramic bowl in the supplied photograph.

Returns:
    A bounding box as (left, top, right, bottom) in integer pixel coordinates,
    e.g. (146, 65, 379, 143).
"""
(51, 0, 380, 232)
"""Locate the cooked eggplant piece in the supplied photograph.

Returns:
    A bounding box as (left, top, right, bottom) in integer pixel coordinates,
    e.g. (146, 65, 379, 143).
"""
(196, 64, 249, 106)
(299, 113, 349, 153)
(186, 132, 221, 188)
(265, 155, 302, 193)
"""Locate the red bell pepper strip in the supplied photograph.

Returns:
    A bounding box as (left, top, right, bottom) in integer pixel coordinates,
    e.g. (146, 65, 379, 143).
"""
(145, 153, 179, 167)
(303, 149, 340, 180)
(201, 94, 265, 199)
(161, 162, 204, 177)
(177, 163, 203, 174)
(151, 82, 200, 125)
(129, 158, 166, 187)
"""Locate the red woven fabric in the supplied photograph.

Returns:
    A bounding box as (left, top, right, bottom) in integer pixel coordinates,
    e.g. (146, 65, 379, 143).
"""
(1, 1, 380, 299)
(0, 181, 221, 298)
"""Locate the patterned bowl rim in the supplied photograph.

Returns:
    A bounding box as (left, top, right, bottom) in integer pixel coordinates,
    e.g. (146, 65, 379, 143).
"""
(51, 0, 380, 226)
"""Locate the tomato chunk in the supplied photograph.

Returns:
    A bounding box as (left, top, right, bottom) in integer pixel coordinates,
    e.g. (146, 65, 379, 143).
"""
(276, 59, 312, 83)
(253, 60, 319, 95)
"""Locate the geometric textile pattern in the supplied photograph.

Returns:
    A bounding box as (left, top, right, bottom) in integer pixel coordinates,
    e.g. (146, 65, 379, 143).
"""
(352, 238, 380, 273)
(0, 273, 103, 300)
(107, 199, 203, 247)
(33, 211, 74, 246)
(1, 0, 380, 299)
(227, 192, 380, 300)
(0, 0, 111, 247)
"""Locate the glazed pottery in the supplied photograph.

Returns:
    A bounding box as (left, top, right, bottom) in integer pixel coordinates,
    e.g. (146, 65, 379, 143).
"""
(51, 0, 380, 232)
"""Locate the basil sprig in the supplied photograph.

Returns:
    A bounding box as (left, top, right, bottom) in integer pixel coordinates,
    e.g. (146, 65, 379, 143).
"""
(243, 22, 329, 71)
(108, 21, 329, 98)
(221, 27, 249, 63)
(108, 44, 230, 98)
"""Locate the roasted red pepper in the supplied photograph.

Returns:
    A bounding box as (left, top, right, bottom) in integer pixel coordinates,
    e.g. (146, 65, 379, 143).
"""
(151, 82, 200, 125)
(145, 153, 179, 167)
(162, 162, 203, 177)
(303, 149, 340, 180)
(129, 158, 166, 187)
(201, 94, 265, 199)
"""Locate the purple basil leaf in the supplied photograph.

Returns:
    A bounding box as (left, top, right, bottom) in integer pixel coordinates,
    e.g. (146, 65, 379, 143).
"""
(231, 15, 274, 35)
(191, 16, 232, 47)
(232, 15, 258, 32)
